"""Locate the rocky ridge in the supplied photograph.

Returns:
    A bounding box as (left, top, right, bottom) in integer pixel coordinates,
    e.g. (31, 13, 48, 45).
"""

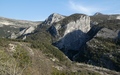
(0, 17, 41, 38)
(0, 16, 40, 27)
(8, 13, 65, 39)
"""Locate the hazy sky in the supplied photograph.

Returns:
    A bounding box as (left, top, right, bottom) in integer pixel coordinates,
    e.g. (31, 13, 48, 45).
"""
(0, 0, 120, 21)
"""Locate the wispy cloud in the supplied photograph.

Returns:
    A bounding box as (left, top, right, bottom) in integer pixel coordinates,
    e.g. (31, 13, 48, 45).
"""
(68, 1, 104, 15)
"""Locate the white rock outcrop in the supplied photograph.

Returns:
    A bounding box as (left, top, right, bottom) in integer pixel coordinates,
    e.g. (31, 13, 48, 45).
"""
(9, 26, 35, 39)
(22, 26, 35, 35)
(10, 32, 17, 39)
(63, 15, 90, 36)
(7, 43, 17, 52)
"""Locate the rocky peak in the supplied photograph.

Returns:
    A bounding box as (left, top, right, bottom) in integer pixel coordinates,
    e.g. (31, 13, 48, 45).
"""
(42, 13, 65, 25)
(93, 12, 103, 16)
(0, 17, 40, 27)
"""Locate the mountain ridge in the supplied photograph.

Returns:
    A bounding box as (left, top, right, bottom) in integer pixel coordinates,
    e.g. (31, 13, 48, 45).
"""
(1, 12, 120, 73)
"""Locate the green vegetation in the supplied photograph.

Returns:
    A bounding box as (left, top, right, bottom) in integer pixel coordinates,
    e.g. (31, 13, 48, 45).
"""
(0, 38, 31, 75)
(26, 31, 67, 61)
(0, 38, 8, 46)
(90, 15, 109, 23)
(52, 68, 101, 75)
(0, 25, 21, 37)
(116, 38, 120, 45)
(98, 20, 120, 30)
(69, 37, 120, 71)
(86, 37, 120, 71)
(31, 41, 66, 61)
(13, 45, 31, 67)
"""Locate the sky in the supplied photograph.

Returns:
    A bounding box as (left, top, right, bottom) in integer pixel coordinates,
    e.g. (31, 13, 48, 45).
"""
(0, 0, 120, 21)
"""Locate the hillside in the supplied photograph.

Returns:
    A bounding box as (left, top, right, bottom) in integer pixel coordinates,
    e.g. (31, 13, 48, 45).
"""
(0, 38, 119, 75)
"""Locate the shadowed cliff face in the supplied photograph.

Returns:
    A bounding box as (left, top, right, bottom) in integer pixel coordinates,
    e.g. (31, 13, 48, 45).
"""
(72, 26, 103, 60)
(118, 31, 120, 37)
(53, 30, 86, 50)
(52, 25, 103, 61)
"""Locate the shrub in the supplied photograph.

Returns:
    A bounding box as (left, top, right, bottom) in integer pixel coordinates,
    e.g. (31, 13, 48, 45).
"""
(13, 45, 31, 67)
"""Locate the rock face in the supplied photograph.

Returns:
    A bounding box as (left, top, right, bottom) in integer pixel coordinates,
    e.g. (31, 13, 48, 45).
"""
(42, 13, 65, 25)
(9, 26, 35, 39)
(63, 15, 90, 36)
(21, 26, 35, 35)
(49, 14, 91, 51)
(95, 20, 120, 39)
(96, 28, 119, 38)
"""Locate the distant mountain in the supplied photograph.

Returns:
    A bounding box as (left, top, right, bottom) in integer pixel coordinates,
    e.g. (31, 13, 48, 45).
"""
(0, 16, 41, 27)
(0, 16, 41, 38)
(41, 13, 65, 25)
(91, 12, 120, 24)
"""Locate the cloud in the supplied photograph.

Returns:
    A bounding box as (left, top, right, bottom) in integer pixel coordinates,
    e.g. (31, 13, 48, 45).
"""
(69, 1, 103, 15)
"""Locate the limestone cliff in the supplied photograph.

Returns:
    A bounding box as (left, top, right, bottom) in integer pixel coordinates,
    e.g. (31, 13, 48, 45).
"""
(9, 26, 35, 39)
(49, 14, 91, 51)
